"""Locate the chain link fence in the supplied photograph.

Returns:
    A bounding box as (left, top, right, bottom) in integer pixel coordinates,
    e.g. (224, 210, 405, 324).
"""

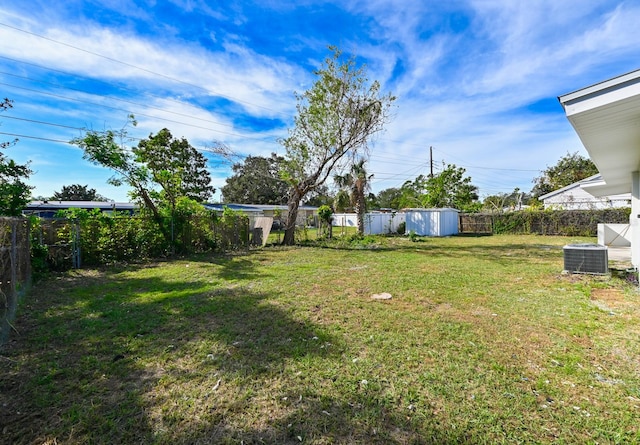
(0, 217, 31, 344)
(30, 214, 252, 269)
(1, 214, 252, 345)
(459, 209, 631, 236)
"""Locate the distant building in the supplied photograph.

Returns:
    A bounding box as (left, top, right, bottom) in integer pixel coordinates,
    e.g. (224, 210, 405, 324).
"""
(24, 201, 136, 218)
(539, 174, 631, 210)
(203, 203, 318, 226)
(24, 201, 320, 226)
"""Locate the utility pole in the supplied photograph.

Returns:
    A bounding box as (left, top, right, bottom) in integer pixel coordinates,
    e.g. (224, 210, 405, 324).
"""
(429, 146, 434, 178)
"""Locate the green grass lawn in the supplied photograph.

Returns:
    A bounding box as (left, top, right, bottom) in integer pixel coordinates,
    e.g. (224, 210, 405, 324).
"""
(1, 234, 639, 444)
(266, 225, 358, 245)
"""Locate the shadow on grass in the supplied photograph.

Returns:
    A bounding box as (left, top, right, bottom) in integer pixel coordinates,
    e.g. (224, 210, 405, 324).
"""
(0, 261, 343, 444)
(192, 391, 473, 444)
(0, 251, 496, 444)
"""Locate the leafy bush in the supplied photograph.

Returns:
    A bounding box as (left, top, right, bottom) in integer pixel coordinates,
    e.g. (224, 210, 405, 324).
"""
(30, 206, 250, 271)
(317, 205, 333, 223)
(217, 206, 250, 250)
(317, 205, 333, 239)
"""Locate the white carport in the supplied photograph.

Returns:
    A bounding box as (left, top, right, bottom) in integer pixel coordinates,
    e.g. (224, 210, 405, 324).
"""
(559, 69, 640, 267)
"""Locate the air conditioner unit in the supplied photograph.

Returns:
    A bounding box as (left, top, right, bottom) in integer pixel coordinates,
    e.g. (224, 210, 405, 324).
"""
(563, 243, 608, 274)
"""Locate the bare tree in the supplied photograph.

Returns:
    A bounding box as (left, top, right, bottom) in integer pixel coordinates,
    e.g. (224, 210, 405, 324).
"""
(280, 47, 395, 244)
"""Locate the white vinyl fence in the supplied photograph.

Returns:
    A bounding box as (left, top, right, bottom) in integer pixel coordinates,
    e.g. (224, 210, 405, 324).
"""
(332, 212, 406, 235)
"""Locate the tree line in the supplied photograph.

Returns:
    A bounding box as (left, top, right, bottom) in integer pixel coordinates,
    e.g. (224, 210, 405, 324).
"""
(223, 151, 599, 214)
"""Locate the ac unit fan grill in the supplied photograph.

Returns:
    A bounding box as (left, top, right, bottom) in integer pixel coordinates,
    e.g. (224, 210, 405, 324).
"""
(563, 244, 608, 274)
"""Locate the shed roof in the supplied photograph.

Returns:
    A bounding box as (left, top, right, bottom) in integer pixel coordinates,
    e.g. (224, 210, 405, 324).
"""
(25, 201, 136, 211)
(403, 208, 459, 212)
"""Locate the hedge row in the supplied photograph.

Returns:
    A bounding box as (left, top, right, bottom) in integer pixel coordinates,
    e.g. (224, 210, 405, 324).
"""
(459, 208, 631, 236)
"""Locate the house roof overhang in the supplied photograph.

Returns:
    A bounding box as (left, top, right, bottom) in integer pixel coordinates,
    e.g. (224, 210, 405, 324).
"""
(559, 69, 640, 197)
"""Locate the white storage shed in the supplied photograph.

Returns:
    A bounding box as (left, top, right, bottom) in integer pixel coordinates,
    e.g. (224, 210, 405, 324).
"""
(332, 212, 406, 235)
(405, 208, 459, 236)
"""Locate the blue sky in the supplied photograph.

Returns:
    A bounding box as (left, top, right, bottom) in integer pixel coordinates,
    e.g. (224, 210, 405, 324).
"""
(1, 1, 639, 202)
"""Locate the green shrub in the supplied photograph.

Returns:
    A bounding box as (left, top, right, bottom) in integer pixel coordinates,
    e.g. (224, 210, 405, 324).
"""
(461, 208, 630, 236)
(29, 207, 249, 271)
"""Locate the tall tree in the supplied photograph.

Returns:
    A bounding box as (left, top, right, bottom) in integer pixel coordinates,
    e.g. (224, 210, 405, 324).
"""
(71, 120, 214, 243)
(334, 158, 373, 234)
(397, 176, 428, 209)
(376, 187, 403, 209)
(134, 128, 215, 207)
(333, 189, 351, 213)
(51, 184, 109, 201)
(532, 152, 598, 198)
(0, 98, 33, 216)
(483, 188, 529, 213)
(221, 154, 289, 204)
(422, 164, 479, 211)
(280, 47, 395, 244)
(303, 185, 333, 207)
(72, 118, 162, 224)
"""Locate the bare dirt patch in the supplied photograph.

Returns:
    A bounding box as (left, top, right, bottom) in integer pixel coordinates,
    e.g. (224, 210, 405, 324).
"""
(590, 288, 634, 310)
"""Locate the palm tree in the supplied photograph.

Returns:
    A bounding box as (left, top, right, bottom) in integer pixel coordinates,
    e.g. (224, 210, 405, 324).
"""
(334, 159, 373, 235)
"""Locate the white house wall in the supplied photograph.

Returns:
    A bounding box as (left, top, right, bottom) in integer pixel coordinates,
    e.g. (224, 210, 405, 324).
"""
(543, 187, 631, 210)
(597, 223, 631, 247)
(632, 172, 640, 267)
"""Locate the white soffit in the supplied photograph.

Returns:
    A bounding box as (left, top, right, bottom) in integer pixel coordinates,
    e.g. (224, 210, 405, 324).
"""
(581, 178, 628, 197)
(559, 69, 640, 196)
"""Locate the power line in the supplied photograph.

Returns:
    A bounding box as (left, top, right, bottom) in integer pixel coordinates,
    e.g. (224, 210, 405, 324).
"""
(0, 120, 248, 165)
(371, 148, 541, 174)
(430, 144, 540, 172)
(463, 164, 540, 173)
(2, 115, 86, 131)
(1, 81, 283, 144)
(0, 22, 292, 117)
(0, 69, 253, 132)
(0, 131, 70, 144)
(0, 25, 538, 194)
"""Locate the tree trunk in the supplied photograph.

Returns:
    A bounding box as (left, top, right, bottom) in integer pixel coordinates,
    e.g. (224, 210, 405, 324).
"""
(356, 193, 366, 235)
(139, 189, 173, 245)
(283, 189, 302, 245)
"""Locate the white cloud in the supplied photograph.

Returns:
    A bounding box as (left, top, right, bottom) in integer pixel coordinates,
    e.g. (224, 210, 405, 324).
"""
(0, 14, 303, 119)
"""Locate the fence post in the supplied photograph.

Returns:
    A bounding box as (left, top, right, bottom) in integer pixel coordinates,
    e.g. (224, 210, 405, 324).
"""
(1, 218, 30, 345)
(72, 221, 82, 269)
(10, 219, 17, 297)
